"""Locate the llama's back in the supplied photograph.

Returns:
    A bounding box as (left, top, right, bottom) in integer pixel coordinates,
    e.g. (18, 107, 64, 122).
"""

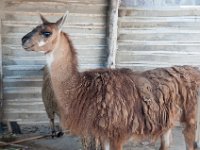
(142, 65, 200, 127)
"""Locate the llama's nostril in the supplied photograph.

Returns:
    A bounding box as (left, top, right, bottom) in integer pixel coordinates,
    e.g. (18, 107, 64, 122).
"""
(22, 36, 28, 45)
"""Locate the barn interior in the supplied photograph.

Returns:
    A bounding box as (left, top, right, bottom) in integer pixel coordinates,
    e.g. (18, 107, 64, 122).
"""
(1, 0, 200, 149)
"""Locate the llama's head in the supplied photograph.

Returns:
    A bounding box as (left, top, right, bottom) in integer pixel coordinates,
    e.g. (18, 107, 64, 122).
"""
(22, 13, 68, 54)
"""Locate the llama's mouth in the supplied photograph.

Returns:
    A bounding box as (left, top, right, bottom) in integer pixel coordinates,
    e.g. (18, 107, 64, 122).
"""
(39, 51, 46, 54)
(23, 44, 35, 50)
(44, 50, 52, 55)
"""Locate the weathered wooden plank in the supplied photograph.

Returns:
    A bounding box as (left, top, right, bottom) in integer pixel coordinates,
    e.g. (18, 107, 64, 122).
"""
(118, 16, 200, 28)
(119, 27, 200, 34)
(4, 102, 45, 111)
(121, 0, 199, 7)
(118, 43, 200, 52)
(2, 47, 44, 57)
(3, 55, 107, 66)
(58, 0, 107, 4)
(3, 118, 49, 125)
(3, 57, 45, 65)
(4, 12, 106, 24)
(3, 111, 48, 123)
(3, 65, 44, 77)
(5, 2, 107, 14)
(116, 51, 200, 65)
(120, 16, 200, 21)
(3, 21, 105, 29)
(3, 86, 42, 99)
(2, 24, 106, 34)
(3, 77, 43, 87)
(119, 6, 200, 17)
(5, 98, 43, 102)
(118, 32, 200, 41)
(119, 40, 200, 45)
(6, 0, 107, 5)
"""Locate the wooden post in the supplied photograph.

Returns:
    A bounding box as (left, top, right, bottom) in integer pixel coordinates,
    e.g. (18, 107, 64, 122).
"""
(107, 0, 121, 68)
(195, 91, 200, 148)
(0, 0, 5, 122)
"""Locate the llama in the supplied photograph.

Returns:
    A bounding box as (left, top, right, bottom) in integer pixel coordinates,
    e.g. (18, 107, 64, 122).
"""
(42, 66, 101, 149)
(42, 66, 61, 137)
(21, 14, 200, 150)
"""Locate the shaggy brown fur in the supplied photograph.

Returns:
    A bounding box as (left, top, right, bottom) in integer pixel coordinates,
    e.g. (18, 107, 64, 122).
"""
(62, 65, 200, 142)
(22, 14, 200, 150)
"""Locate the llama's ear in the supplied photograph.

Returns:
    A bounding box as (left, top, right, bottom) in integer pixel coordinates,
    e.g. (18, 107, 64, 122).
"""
(56, 11, 69, 31)
(40, 14, 49, 24)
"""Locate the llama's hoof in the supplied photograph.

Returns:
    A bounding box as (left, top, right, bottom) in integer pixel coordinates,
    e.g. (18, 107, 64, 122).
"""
(56, 131, 64, 137)
(194, 141, 200, 149)
(51, 130, 56, 138)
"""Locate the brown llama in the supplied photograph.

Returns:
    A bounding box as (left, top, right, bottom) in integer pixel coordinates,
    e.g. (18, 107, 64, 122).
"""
(42, 66, 101, 149)
(42, 66, 62, 136)
(21, 14, 200, 150)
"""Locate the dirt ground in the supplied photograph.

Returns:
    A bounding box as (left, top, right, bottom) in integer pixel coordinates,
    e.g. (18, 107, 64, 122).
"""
(22, 128, 185, 150)
(23, 127, 185, 150)
(1, 125, 195, 150)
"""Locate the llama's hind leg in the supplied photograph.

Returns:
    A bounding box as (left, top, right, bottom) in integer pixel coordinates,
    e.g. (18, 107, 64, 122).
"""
(159, 129, 172, 150)
(81, 136, 101, 150)
(183, 122, 196, 150)
(110, 140, 123, 150)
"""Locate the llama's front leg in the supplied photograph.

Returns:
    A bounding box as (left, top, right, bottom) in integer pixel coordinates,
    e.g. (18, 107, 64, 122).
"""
(49, 119, 64, 138)
(81, 136, 99, 150)
(49, 118, 56, 138)
(183, 123, 196, 150)
(159, 129, 172, 150)
(106, 140, 123, 150)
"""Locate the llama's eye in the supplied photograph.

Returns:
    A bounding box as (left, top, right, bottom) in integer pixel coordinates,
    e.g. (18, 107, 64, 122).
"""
(41, 32, 52, 38)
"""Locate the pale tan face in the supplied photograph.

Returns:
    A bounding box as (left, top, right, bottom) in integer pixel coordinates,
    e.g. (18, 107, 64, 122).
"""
(22, 23, 59, 54)
(22, 14, 67, 54)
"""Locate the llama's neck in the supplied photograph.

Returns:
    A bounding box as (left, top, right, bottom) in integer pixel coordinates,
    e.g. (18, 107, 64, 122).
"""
(46, 32, 79, 92)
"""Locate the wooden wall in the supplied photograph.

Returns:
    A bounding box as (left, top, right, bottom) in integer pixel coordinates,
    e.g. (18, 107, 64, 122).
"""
(1, 0, 108, 124)
(117, 6, 200, 71)
(2, 0, 200, 125)
(121, 0, 200, 6)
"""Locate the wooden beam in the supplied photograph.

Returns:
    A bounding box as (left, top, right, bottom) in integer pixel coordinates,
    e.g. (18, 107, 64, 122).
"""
(0, 141, 29, 149)
(0, 130, 68, 147)
(107, 0, 121, 68)
(0, 0, 4, 122)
